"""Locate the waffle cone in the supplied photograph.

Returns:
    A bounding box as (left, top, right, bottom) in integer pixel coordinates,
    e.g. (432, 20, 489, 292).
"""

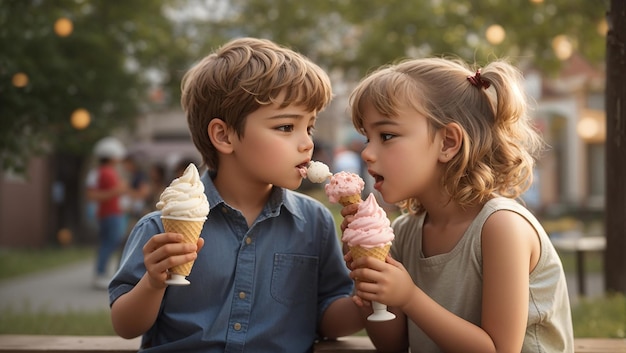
(339, 194, 362, 206)
(161, 217, 205, 276)
(350, 244, 391, 262)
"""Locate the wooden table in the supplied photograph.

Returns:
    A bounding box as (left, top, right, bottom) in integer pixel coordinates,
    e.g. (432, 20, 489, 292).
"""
(550, 235, 606, 296)
(1, 335, 624, 352)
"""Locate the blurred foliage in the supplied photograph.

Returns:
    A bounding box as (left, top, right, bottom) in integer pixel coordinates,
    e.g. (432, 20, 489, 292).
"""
(0, 0, 199, 173)
(0, 0, 608, 173)
(220, 0, 607, 79)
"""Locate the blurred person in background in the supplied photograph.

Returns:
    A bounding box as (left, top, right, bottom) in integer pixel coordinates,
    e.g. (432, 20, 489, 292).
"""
(86, 137, 128, 289)
(144, 163, 167, 213)
(121, 154, 150, 230)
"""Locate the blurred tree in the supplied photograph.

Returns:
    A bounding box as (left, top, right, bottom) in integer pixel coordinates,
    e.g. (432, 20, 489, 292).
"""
(0, 0, 192, 173)
(0, 0, 608, 173)
(220, 0, 606, 79)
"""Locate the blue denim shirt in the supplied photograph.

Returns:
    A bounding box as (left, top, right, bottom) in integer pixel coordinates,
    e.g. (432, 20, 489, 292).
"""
(109, 173, 353, 353)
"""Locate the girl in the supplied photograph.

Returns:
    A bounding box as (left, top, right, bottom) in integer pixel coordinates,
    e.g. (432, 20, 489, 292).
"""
(344, 57, 574, 353)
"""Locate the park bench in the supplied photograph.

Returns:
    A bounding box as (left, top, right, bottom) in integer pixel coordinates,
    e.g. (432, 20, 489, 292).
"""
(0, 335, 624, 353)
(550, 235, 606, 296)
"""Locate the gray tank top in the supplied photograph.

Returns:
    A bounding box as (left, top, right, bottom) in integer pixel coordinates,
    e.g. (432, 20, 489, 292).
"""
(390, 197, 574, 352)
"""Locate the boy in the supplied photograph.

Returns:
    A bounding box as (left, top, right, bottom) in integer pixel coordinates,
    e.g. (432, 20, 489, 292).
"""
(109, 37, 363, 352)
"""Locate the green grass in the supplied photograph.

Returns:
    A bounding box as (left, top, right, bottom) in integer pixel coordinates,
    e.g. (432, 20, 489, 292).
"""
(0, 246, 94, 282)
(0, 308, 115, 335)
(572, 294, 626, 338)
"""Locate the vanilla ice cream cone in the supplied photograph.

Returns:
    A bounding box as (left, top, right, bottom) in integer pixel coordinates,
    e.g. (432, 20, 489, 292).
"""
(161, 216, 206, 277)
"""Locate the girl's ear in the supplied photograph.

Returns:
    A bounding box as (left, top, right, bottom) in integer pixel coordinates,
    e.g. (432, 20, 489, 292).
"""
(439, 122, 463, 162)
(208, 118, 234, 155)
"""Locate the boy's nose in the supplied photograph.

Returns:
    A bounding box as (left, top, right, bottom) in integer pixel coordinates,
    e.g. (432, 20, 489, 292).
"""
(299, 134, 314, 152)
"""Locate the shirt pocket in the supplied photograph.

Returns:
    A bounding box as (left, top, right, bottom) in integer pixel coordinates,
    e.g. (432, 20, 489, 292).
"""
(271, 253, 318, 305)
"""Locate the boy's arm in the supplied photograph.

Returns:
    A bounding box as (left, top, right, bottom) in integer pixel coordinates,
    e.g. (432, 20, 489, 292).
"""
(110, 274, 167, 339)
(110, 232, 203, 339)
(318, 296, 363, 338)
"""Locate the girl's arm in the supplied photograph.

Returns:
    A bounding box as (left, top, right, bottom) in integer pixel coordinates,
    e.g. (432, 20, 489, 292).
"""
(110, 233, 204, 338)
(363, 306, 408, 353)
(352, 210, 536, 353)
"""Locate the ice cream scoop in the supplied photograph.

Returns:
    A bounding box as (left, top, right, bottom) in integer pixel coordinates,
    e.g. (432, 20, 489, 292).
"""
(325, 171, 365, 206)
(156, 163, 209, 219)
(342, 193, 394, 249)
(304, 161, 333, 183)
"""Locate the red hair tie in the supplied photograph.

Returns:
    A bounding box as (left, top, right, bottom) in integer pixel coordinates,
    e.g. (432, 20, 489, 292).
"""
(467, 69, 490, 89)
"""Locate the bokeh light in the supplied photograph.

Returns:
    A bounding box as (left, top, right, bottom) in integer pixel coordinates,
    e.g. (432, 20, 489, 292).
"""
(54, 17, 73, 37)
(486, 24, 506, 45)
(12, 72, 29, 87)
(597, 18, 608, 36)
(577, 116, 600, 140)
(552, 35, 573, 61)
(57, 228, 73, 246)
(71, 108, 91, 130)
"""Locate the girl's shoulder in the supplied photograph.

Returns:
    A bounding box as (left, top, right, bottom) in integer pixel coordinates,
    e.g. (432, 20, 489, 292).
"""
(391, 212, 425, 243)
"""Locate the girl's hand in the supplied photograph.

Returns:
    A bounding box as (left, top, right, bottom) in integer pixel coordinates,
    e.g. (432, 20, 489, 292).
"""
(142, 233, 205, 290)
(339, 202, 360, 232)
(350, 255, 416, 310)
(339, 202, 361, 259)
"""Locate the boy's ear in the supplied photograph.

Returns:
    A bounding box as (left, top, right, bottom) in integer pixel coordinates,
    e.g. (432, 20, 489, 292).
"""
(208, 118, 234, 154)
(439, 122, 463, 162)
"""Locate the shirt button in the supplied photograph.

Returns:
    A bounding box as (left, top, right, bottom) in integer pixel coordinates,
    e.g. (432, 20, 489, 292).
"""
(245, 237, 252, 245)
(239, 292, 246, 299)
(221, 207, 228, 214)
(233, 323, 241, 331)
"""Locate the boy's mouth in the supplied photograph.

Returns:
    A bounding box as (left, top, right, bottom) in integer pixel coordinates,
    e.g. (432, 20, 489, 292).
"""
(296, 161, 309, 178)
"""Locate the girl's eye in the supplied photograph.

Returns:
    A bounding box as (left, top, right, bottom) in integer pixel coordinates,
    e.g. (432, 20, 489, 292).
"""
(381, 133, 394, 142)
(277, 125, 294, 132)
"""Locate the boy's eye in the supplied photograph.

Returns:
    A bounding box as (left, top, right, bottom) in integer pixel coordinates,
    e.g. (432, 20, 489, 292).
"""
(277, 125, 294, 132)
(307, 125, 316, 136)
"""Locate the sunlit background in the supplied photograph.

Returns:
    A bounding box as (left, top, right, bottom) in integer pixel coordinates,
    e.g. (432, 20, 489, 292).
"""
(0, 0, 611, 250)
(1, 0, 625, 339)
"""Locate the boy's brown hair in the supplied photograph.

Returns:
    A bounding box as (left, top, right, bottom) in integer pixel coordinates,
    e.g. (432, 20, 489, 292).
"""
(181, 37, 332, 171)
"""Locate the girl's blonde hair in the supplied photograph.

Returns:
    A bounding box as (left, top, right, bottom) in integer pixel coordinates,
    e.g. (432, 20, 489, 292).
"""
(181, 37, 332, 171)
(350, 57, 544, 215)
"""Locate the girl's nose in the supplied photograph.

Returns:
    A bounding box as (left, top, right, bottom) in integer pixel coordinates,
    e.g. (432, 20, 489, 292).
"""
(361, 144, 374, 163)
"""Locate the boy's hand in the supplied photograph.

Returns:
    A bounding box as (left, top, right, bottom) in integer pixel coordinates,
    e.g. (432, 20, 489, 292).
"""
(142, 233, 205, 290)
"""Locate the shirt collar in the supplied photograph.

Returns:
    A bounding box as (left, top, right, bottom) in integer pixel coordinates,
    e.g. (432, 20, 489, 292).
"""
(201, 171, 306, 223)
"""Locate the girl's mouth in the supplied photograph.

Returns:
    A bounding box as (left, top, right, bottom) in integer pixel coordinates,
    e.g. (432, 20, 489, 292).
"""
(371, 172, 384, 190)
